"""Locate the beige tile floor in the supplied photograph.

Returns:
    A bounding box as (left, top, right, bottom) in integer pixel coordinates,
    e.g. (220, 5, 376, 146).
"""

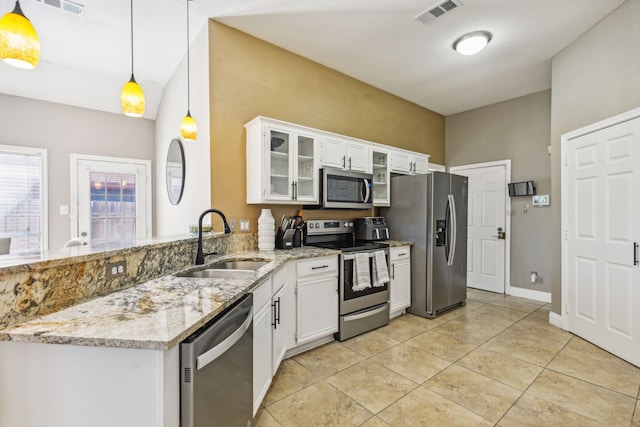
(254, 289, 640, 427)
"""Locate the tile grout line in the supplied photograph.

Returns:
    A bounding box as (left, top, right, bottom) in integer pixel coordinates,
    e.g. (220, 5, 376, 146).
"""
(492, 320, 577, 426)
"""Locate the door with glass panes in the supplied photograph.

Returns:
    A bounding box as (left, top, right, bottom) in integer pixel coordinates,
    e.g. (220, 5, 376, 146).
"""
(73, 155, 151, 249)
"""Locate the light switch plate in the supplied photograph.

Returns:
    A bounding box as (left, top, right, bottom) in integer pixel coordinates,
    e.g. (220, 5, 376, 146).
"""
(532, 195, 550, 206)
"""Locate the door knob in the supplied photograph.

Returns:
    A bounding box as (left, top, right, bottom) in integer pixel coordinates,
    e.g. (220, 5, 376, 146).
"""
(496, 227, 506, 240)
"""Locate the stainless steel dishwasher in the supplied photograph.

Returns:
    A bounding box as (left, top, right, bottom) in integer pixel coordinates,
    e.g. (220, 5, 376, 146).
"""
(180, 294, 253, 427)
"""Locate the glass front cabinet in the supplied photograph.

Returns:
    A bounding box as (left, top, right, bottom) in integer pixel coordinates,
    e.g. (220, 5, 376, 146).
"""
(371, 148, 390, 206)
(246, 117, 319, 204)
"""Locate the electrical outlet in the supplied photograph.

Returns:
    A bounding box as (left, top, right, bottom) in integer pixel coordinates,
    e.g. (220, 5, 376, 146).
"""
(107, 261, 127, 279)
(530, 271, 538, 283)
(228, 219, 236, 232)
(240, 219, 250, 232)
(523, 204, 529, 213)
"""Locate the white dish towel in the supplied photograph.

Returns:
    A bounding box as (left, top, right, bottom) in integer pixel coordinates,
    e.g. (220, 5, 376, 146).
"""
(353, 252, 372, 291)
(372, 250, 390, 287)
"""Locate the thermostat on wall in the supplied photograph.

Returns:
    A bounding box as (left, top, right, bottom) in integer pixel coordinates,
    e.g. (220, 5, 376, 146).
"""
(532, 195, 550, 206)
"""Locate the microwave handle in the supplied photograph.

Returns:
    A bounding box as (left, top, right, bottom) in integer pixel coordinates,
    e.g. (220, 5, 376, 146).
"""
(362, 179, 371, 203)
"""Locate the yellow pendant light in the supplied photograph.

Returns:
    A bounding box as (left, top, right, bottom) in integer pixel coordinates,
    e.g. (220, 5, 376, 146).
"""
(180, 0, 197, 141)
(121, 0, 145, 117)
(0, 0, 40, 69)
(181, 111, 197, 141)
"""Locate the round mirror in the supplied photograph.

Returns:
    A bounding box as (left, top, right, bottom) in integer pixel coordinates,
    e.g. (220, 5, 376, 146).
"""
(166, 138, 185, 205)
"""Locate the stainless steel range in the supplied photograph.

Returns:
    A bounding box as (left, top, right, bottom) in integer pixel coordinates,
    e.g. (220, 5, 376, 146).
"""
(304, 220, 390, 341)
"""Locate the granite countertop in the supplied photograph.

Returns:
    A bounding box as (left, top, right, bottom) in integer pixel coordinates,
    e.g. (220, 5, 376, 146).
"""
(384, 240, 414, 248)
(0, 233, 200, 272)
(0, 247, 339, 351)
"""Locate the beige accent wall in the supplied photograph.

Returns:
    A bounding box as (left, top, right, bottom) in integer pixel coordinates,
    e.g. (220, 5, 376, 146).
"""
(208, 21, 444, 231)
(549, 0, 640, 313)
(446, 90, 552, 293)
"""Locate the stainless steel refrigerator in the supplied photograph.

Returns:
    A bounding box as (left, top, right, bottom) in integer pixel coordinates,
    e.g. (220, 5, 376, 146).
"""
(382, 171, 468, 319)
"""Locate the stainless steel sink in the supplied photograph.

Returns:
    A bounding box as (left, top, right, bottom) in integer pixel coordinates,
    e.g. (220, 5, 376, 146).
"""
(180, 269, 256, 279)
(207, 260, 270, 270)
(177, 258, 271, 279)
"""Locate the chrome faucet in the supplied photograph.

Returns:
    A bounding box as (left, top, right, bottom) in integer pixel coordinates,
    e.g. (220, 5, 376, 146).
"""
(195, 208, 232, 265)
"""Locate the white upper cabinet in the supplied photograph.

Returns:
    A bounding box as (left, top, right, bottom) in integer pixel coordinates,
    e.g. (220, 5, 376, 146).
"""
(390, 149, 429, 175)
(413, 154, 429, 174)
(246, 117, 319, 205)
(371, 148, 390, 207)
(320, 136, 369, 172)
(246, 116, 431, 206)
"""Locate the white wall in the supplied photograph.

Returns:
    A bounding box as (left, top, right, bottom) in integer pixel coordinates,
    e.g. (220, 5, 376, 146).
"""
(549, 0, 640, 313)
(154, 24, 211, 235)
(0, 94, 155, 250)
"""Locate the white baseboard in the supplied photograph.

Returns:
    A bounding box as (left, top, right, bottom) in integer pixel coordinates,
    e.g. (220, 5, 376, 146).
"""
(548, 311, 565, 330)
(284, 335, 334, 358)
(508, 286, 551, 303)
(390, 309, 407, 320)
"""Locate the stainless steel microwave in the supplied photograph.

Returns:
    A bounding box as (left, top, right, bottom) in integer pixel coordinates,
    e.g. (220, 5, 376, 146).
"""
(312, 167, 373, 209)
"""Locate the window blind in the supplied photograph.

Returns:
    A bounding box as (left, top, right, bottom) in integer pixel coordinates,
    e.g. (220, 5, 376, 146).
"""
(0, 149, 45, 253)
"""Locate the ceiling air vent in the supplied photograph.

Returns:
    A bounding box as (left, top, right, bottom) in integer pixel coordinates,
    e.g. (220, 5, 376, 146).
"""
(414, 0, 462, 25)
(31, 0, 84, 16)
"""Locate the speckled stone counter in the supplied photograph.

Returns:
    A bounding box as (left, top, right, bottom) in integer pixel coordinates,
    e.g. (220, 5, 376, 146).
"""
(0, 247, 338, 350)
(0, 233, 229, 329)
(383, 240, 414, 248)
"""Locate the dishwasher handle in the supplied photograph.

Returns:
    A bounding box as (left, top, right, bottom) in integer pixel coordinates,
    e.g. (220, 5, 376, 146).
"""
(196, 306, 253, 370)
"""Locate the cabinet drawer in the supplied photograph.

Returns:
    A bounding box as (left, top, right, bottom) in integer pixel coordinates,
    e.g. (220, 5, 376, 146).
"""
(296, 256, 338, 277)
(252, 277, 272, 312)
(390, 247, 410, 261)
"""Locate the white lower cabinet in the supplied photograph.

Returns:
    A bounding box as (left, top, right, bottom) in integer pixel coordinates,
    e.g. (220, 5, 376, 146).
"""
(252, 265, 295, 415)
(390, 246, 411, 318)
(252, 277, 273, 416)
(271, 265, 295, 374)
(295, 256, 339, 345)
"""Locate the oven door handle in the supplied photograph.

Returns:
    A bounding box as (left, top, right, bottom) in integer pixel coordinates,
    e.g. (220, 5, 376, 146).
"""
(343, 304, 388, 322)
(196, 307, 253, 370)
(343, 252, 375, 261)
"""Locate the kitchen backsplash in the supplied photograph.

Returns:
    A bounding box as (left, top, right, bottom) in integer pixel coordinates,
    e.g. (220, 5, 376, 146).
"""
(0, 233, 240, 330)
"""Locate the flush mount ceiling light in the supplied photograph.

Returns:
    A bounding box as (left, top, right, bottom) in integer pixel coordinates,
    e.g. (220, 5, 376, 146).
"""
(180, 0, 197, 142)
(0, 0, 40, 69)
(452, 30, 492, 56)
(121, 0, 145, 117)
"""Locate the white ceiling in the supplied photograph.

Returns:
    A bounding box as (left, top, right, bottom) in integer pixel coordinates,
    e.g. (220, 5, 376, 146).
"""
(0, 0, 626, 118)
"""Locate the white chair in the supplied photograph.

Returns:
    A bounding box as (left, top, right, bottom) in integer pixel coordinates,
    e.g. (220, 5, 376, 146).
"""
(63, 238, 88, 248)
(0, 237, 11, 255)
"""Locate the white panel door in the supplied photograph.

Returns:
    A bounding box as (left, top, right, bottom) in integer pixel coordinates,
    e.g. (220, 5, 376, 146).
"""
(451, 163, 507, 293)
(567, 116, 640, 367)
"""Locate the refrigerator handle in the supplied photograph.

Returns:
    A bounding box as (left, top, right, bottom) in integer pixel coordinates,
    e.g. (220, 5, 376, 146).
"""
(447, 194, 457, 266)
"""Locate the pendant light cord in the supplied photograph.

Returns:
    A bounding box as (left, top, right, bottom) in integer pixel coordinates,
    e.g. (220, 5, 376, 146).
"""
(130, 0, 134, 76)
(186, 0, 191, 111)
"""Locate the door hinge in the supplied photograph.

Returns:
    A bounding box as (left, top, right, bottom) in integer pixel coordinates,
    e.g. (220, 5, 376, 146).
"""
(294, 286, 298, 295)
(565, 230, 568, 240)
(564, 156, 568, 167)
(564, 303, 569, 315)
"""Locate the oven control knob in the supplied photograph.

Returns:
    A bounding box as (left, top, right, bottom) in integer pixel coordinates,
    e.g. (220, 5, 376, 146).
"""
(348, 222, 353, 227)
(309, 223, 315, 229)
(315, 222, 321, 228)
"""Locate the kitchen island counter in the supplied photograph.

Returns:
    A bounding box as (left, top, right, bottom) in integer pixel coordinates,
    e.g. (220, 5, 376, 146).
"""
(0, 247, 338, 351)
